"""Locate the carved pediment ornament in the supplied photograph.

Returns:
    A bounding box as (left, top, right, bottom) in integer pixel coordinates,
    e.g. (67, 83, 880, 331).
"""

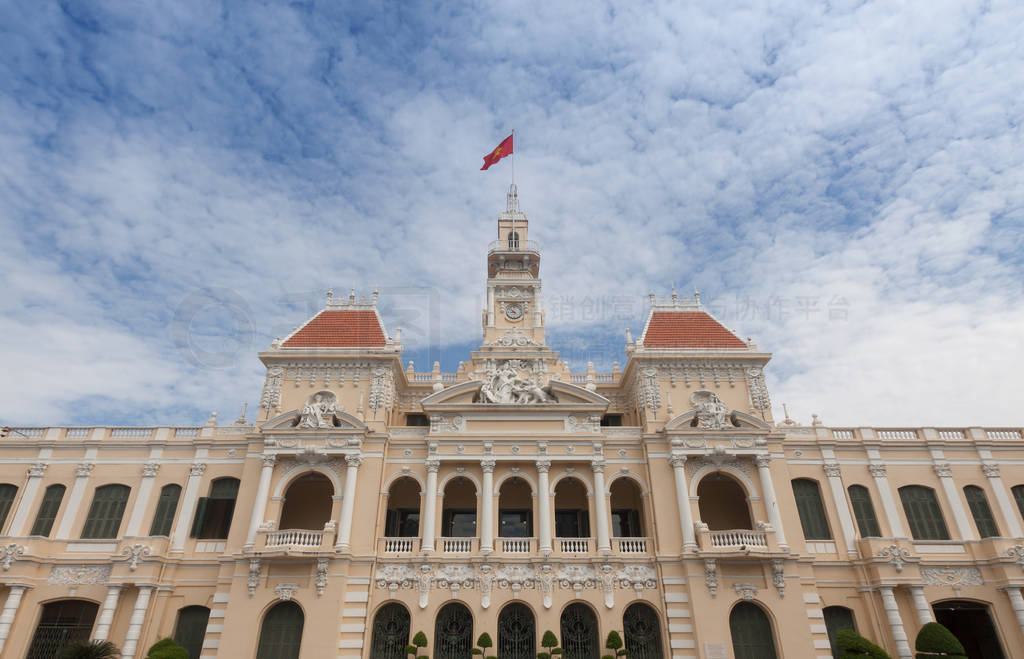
(478, 360, 556, 404)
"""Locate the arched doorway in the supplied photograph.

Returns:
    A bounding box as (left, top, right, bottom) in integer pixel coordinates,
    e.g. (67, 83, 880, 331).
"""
(623, 602, 663, 659)
(173, 605, 210, 659)
(560, 602, 599, 659)
(498, 602, 536, 659)
(434, 602, 473, 659)
(255, 601, 304, 659)
(442, 477, 477, 538)
(697, 472, 752, 530)
(933, 600, 1006, 659)
(729, 602, 777, 659)
(610, 478, 645, 538)
(279, 472, 334, 530)
(370, 602, 411, 659)
(385, 477, 421, 537)
(25, 599, 99, 659)
(498, 477, 533, 538)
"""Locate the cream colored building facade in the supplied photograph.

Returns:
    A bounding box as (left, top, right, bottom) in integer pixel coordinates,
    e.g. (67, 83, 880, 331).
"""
(1, 188, 1023, 659)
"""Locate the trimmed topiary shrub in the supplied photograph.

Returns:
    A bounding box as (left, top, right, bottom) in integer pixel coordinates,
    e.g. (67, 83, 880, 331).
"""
(914, 622, 966, 658)
(146, 638, 188, 659)
(835, 628, 891, 659)
(605, 630, 628, 657)
(538, 629, 562, 659)
(407, 630, 429, 659)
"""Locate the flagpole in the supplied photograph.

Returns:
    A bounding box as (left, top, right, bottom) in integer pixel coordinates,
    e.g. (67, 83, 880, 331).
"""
(510, 129, 516, 248)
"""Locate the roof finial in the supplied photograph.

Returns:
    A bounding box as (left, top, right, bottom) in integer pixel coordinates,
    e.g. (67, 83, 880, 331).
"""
(349, 287, 356, 303)
(671, 284, 679, 304)
(506, 183, 519, 212)
(694, 288, 701, 306)
(326, 288, 334, 304)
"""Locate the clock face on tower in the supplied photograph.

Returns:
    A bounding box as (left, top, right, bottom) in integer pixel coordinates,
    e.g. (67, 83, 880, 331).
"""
(505, 303, 524, 321)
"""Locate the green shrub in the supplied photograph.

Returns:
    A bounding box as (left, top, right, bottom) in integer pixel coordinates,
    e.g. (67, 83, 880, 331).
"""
(914, 622, 966, 658)
(146, 638, 188, 659)
(605, 630, 628, 656)
(835, 628, 891, 659)
(407, 631, 428, 658)
(57, 641, 121, 659)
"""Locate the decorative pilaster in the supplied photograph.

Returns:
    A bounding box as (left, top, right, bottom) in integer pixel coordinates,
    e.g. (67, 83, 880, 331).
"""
(869, 463, 907, 537)
(421, 459, 440, 553)
(823, 462, 858, 556)
(0, 584, 29, 654)
(933, 462, 976, 541)
(245, 454, 277, 550)
(908, 585, 934, 625)
(480, 459, 496, 554)
(336, 454, 362, 550)
(93, 585, 122, 641)
(878, 586, 912, 659)
(669, 455, 697, 551)
(982, 463, 1024, 538)
(124, 462, 160, 537)
(592, 459, 611, 553)
(1001, 586, 1024, 640)
(121, 585, 154, 659)
(755, 454, 787, 551)
(6, 464, 46, 536)
(537, 460, 552, 554)
(171, 462, 206, 552)
(54, 463, 94, 538)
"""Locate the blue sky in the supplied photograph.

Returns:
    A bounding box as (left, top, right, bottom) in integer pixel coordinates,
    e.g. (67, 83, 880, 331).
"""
(1, 1, 1022, 427)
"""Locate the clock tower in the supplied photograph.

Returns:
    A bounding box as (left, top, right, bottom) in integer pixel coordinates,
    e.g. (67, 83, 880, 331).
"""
(482, 184, 547, 347)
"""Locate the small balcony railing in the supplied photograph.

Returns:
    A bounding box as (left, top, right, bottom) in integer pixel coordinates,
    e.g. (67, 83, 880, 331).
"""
(487, 239, 540, 255)
(440, 537, 477, 554)
(613, 537, 651, 554)
(556, 537, 592, 554)
(498, 537, 535, 554)
(705, 529, 768, 550)
(380, 537, 419, 554)
(265, 529, 325, 549)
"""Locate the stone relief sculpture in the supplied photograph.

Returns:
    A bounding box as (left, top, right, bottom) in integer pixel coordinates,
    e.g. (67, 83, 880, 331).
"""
(298, 391, 338, 428)
(691, 390, 734, 429)
(479, 360, 555, 404)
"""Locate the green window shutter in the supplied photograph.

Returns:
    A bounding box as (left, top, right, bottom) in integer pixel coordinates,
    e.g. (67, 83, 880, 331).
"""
(173, 605, 211, 659)
(81, 484, 130, 539)
(729, 602, 778, 659)
(964, 485, 999, 538)
(899, 486, 950, 540)
(792, 479, 832, 540)
(256, 601, 304, 659)
(822, 606, 856, 659)
(190, 498, 210, 538)
(848, 485, 881, 537)
(1012, 485, 1024, 522)
(0, 484, 19, 533)
(149, 484, 182, 536)
(30, 484, 66, 537)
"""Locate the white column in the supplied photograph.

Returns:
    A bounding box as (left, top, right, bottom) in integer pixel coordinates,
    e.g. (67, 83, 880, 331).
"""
(121, 585, 153, 659)
(934, 462, 976, 540)
(54, 463, 94, 538)
(7, 464, 46, 536)
(125, 463, 160, 537)
(592, 459, 611, 553)
(0, 585, 28, 654)
(93, 584, 122, 641)
(879, 585, 912, 659)
(170, 463, 206, 552)
(983, 464, 1024, 538)
(537, 460, 552, 554)
(823, 462, 859, 555)
(481, 459, 495, 554)
(245, 455, 277, 549)
(336, 454, 362, 550)
(870, 463, 907, 537)
(486, 286, 495, 327)
(756, 454, 787, 551)
(421, 459, 440, 553)
(669, 455, 697, 551)
(908, 585, 934, 625)
(1002, 587, 1024, 638)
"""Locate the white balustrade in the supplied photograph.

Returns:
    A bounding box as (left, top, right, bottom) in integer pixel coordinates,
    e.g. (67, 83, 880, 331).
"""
(500, 537, 532, 554)
(613, 537, 649, 554)
(557, 537, 591, 553)
(266, 529, 324, 548)
(441, 537, 474, 553)
(706, 529, 768, 549)
(384, 538, 415, 553)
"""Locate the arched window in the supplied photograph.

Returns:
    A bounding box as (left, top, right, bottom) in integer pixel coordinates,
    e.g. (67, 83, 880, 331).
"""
(385, 477, 421, 537)
(623, 602, 664, 659)
(370, 603, 411, 659)
(610, 478, 645, 538)
(554, 478, 590, 538)
(847, 485, 881, 537)
(30, 484, 66, 537)
(823, 606, 856, 659)
(173, 605, 210, 659)
(560, 602, 599, 659)
(508, 231, 520, 249)
(498, 603, 535, 659)
(499, 477, 533, 538)
(280, 473, 334, 530)
(190, 477, 240, 540)
(792, 479, 832, 540)
(441, 477, 477, 538)
(933, 600, 1007, 659)
(1012, 485, 1024, 522)
(434, 602, 473, 659)
(697, 472, 752, 530)
(81, 484, 131, 539)
(25, 599, 99, 659)
(964, 485, 999, 538)
(729, 602, 778, 659)
(899, 485, 950, 540)
(149, 484, 181, 536)
(0, 483, 17, 532)
(255, 601, 304, 659)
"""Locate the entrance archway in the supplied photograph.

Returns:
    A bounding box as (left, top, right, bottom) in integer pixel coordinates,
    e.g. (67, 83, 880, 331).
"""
(25, 599, 99, 659)
(560, 602, 599, 659)
(498, 602, 536, 659)
(697, 472, 752, 530)
(623, 602, 663, 659)
(933, 600, 1006, 659)
(370, 602, 411, 659)
(434, 601, 473, 659)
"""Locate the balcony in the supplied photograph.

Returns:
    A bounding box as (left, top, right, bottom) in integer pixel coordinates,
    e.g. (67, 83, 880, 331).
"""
(697, 527, 770, 553)
(497, 537, 535, 554)
(258, 528, 334, 553)
(487, 239, 540, 256)
(613, 537, 651, 554)
(379, 537, 421, 554)
(556, 537, 592, 555)
(439, 537, 478, 554)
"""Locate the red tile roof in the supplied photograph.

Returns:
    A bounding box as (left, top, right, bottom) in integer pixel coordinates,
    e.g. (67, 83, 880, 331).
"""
(282, 310, 386, 348)
(642, 311, 746, 349)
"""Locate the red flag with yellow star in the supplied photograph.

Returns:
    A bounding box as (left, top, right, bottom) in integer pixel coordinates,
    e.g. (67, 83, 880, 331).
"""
(481, 134, 513, 170)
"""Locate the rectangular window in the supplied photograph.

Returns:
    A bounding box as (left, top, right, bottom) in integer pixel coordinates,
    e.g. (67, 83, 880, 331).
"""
(30, 485, 66, 537)
(611, 509, 641, 537)
(499, 509, 532, 537)
(442, 509, 476, 537)
(149, 485, 181, 536)
(385, 508, 420, 537)
(555, 509, 590, 538)
(190, 479, 239, 540)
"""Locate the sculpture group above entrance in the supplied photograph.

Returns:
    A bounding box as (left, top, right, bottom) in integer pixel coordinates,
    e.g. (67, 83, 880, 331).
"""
(477, 360, 557, 404)
(298, 391, 339, 428)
